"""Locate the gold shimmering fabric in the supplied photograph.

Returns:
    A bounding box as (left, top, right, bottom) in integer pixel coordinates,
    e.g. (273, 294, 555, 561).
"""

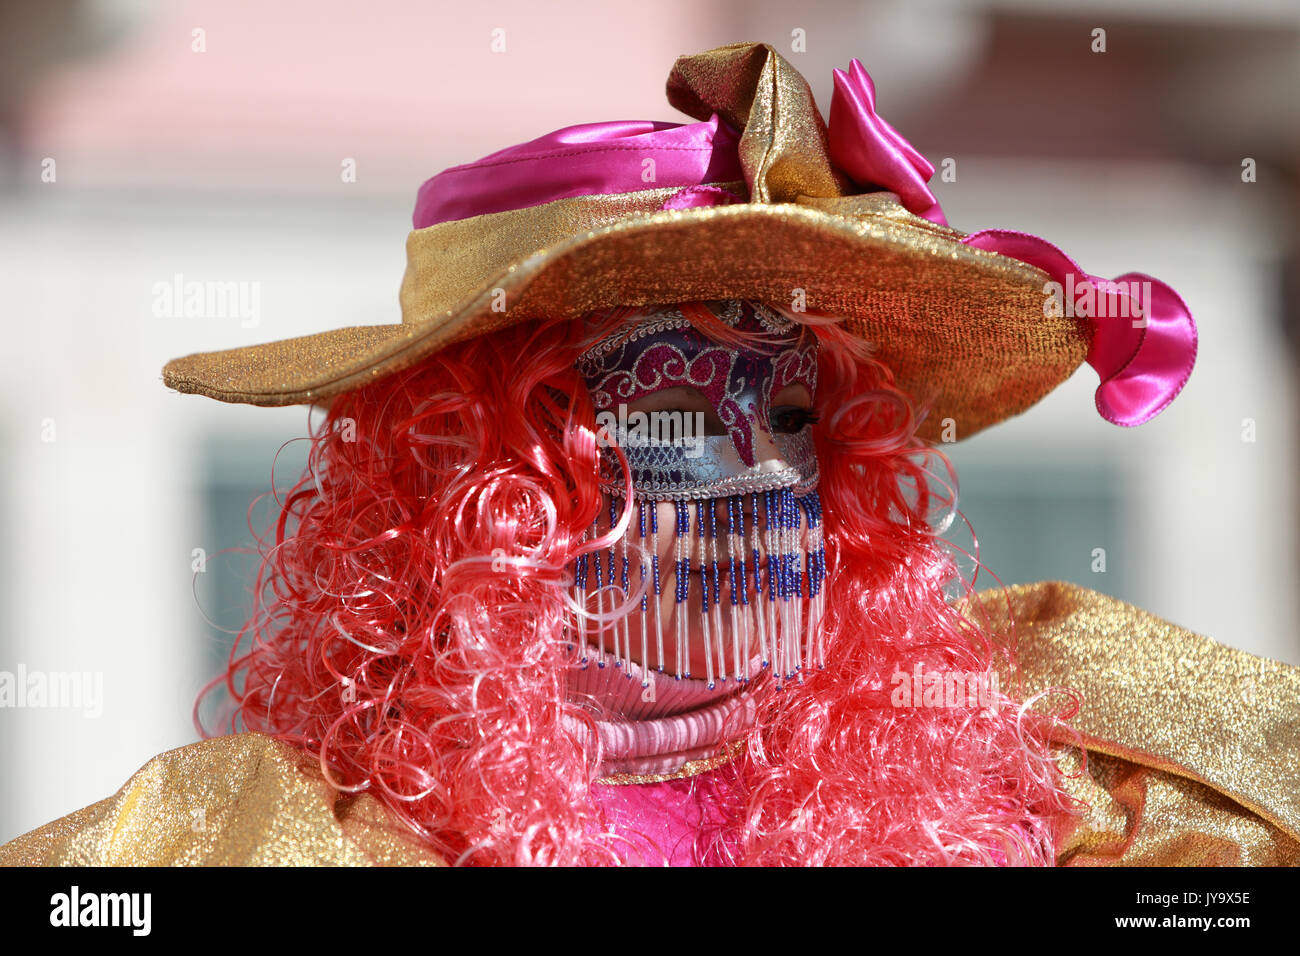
(596, 739, 747, 786)
(0, 733, 444, 866)
(160, 41, 1089, 444)
(977, 581, 1300, 866)
(6, 583, 1289, 866)
(666, 41, 844, 204)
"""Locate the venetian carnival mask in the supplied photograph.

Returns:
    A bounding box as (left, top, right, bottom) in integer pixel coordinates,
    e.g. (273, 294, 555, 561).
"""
(572, 300, 826, 689)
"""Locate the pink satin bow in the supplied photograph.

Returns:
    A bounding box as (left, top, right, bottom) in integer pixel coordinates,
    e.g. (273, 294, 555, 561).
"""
(963, 230, 1198, 427)
(828, 58, 948, 226)
(826, 57, 1197, 426)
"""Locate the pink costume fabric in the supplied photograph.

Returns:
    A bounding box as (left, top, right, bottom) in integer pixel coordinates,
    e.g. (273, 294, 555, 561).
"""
(566, 646, 760, 776)
(589, 767, 741, 866)
(568, 647, 756, 866)
(568, 650, 742, 865)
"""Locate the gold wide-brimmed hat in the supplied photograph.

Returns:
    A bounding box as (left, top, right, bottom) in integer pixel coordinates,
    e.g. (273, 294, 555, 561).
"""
(161, 41, 1196, 441)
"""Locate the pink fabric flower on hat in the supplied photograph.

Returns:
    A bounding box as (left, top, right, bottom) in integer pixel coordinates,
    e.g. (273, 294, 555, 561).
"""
(828, 58, 948, 226)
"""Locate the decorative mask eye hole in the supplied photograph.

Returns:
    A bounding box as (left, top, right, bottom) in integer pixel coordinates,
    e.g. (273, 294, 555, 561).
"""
(625, 386, 727, 436)
(770, 406, 820, 434)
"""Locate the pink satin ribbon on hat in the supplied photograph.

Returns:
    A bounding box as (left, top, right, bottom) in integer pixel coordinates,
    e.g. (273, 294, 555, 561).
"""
(413, 115, 744, 227)
(828, 58, 948, 226)
(962, 229, 1198, 427)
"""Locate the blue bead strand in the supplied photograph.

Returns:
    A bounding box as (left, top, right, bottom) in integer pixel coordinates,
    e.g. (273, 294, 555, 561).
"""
(726, 496, 740, 607)
(637, 500, 648, 612)
(651, 502, 662, 600)
(707, 498, 721, 614)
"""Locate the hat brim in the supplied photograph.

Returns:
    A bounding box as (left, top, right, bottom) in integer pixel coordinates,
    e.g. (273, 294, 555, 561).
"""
(162, 195, 1086, 442)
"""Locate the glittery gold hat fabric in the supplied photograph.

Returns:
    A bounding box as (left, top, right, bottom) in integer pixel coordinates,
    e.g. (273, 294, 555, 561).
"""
(161, 41, 1088, 443)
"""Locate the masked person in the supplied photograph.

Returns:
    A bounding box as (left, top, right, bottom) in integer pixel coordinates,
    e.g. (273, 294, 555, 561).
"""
(4, 43, 1296, 867)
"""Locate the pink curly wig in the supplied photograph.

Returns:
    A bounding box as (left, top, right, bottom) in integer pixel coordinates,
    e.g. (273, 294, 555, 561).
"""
(199, 301, 1080, 866)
